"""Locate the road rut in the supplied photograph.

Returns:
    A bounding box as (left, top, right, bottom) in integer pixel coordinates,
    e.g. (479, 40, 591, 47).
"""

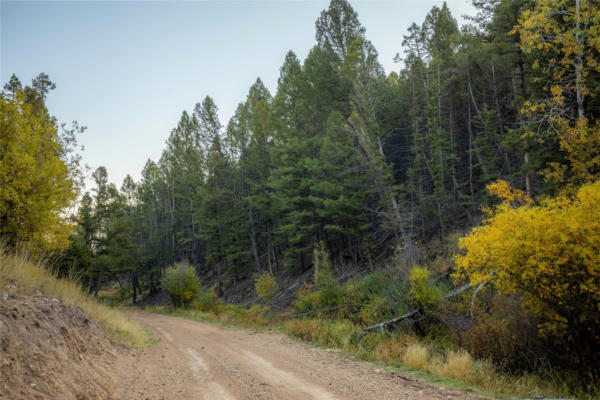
(112, 311, 483, 400)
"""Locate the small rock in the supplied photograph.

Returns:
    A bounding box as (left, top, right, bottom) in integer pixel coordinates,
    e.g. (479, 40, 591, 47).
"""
(39, 305, 51, 314)
(374, 369, 382, 373)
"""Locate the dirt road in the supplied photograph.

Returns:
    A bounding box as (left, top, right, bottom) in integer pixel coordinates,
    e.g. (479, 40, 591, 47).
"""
(112, 311, 483, 400)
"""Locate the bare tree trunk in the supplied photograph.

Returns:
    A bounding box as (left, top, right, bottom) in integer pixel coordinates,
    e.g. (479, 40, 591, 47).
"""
(266, 222, 273, 274)
(437, 63, 445, 186)
(467, 103, 476, 214)
(491, 60, 512, 174)
(512, 64, 533, 199)
(169, 175, 176, 260)
(375, 135, 410, 246)
(524, 151, 532, 198)
(467, 70, 491, 178)
(248, 209, 261, 271)
(575, 0, 585, 123)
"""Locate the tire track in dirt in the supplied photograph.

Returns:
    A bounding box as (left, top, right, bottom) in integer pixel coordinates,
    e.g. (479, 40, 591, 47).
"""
(113, 311, 485, 400)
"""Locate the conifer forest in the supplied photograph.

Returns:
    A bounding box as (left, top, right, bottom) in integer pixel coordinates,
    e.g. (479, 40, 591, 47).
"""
(2, 0, 600, 397)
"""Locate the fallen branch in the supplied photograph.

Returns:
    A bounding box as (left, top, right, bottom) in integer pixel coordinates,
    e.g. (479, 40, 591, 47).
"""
(293, 303, 359, 318)
(266, 280, 301, 305)
(358, 282, 473, 340)
(469, 281, 487, 319)
(443, 282, 472, 298)
(357, 309, 420, 340)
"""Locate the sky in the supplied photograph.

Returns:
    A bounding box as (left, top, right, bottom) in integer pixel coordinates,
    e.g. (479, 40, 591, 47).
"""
(1, 0, 476, 189)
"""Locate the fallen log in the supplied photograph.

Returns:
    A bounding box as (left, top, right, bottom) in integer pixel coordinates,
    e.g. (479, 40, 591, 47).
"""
(293, 304, 354, 318)
(358, 282, 473, 340)
(357, 309, 420, 340)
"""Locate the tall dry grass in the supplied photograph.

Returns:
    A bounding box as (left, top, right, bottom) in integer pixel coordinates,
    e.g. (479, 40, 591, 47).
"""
(0, 245, 150, 347)
(399, 341, 570, 398)
(285, 318, 575, 399)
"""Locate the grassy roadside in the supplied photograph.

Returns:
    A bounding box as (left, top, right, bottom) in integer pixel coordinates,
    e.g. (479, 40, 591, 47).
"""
(0, 246, 152, 347)
(139, 304, 577, 400)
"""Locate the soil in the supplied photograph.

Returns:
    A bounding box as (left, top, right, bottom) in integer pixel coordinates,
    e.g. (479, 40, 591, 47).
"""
(112, 311, 485, 400)
(0, 291, 119, 400)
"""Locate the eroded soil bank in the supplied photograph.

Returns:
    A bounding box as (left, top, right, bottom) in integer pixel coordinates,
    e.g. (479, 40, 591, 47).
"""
(0, 291, 119, 400)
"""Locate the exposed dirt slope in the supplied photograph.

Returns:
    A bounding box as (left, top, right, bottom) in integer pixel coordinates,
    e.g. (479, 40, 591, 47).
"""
(0, 291, 119, 400)
(115, 311, 485, 400)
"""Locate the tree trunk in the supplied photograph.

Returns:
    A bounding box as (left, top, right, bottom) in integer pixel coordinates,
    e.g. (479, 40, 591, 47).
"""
(247, 209, 261, 271)
(467, 69, 491, 178)
(467, 103, 476, 214)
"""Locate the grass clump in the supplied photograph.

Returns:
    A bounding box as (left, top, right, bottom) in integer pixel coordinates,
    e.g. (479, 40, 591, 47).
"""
(401, 342, 429, 371)
(148, 296, 276, 330)
(0, 246, 150, 347)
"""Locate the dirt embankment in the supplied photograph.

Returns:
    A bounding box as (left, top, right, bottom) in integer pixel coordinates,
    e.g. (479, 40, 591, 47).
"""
(0, 290, 120, 400)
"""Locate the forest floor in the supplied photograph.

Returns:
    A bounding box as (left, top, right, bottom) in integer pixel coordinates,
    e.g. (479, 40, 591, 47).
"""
(112, 310, 485, 400)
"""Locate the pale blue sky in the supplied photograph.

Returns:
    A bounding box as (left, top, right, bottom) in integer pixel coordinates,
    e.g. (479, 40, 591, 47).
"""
(1, 0, 475, 188)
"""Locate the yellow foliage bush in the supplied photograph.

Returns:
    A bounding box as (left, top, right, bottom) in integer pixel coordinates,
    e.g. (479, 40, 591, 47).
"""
(455, 180, 600, 374)
(254, 271, 278, 301)
(408, 267, 442, 311)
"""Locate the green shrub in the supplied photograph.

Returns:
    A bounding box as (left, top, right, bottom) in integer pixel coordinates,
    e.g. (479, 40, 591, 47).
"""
(284, 318, 359, 351)
(241, 304, 271, 326)
(313, 241, 335, 288)
(254, 271, 278, 301)
(161, 262, 201, 308)
(291, 242, 346, 316)
(408, 266, 443, 311)
(358, 295, 393, 325)
(191, 286, 219, 312)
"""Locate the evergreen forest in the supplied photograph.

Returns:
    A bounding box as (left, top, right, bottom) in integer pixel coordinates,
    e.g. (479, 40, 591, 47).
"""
(2, 0, 599, 395)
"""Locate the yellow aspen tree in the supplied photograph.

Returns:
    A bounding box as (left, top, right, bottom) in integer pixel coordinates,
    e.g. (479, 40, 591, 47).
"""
(0, 90, 77, 250)
(455, 179, 600, 371)
(514, 0, 600, 185)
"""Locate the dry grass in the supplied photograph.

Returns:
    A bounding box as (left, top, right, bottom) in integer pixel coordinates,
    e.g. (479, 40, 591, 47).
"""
(401, 342, 430, 371)
(0, 246, 150, 347)
(436, 350, 473, 381)
(392, 341, 570, 399)
(284, 318, 577, 399)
